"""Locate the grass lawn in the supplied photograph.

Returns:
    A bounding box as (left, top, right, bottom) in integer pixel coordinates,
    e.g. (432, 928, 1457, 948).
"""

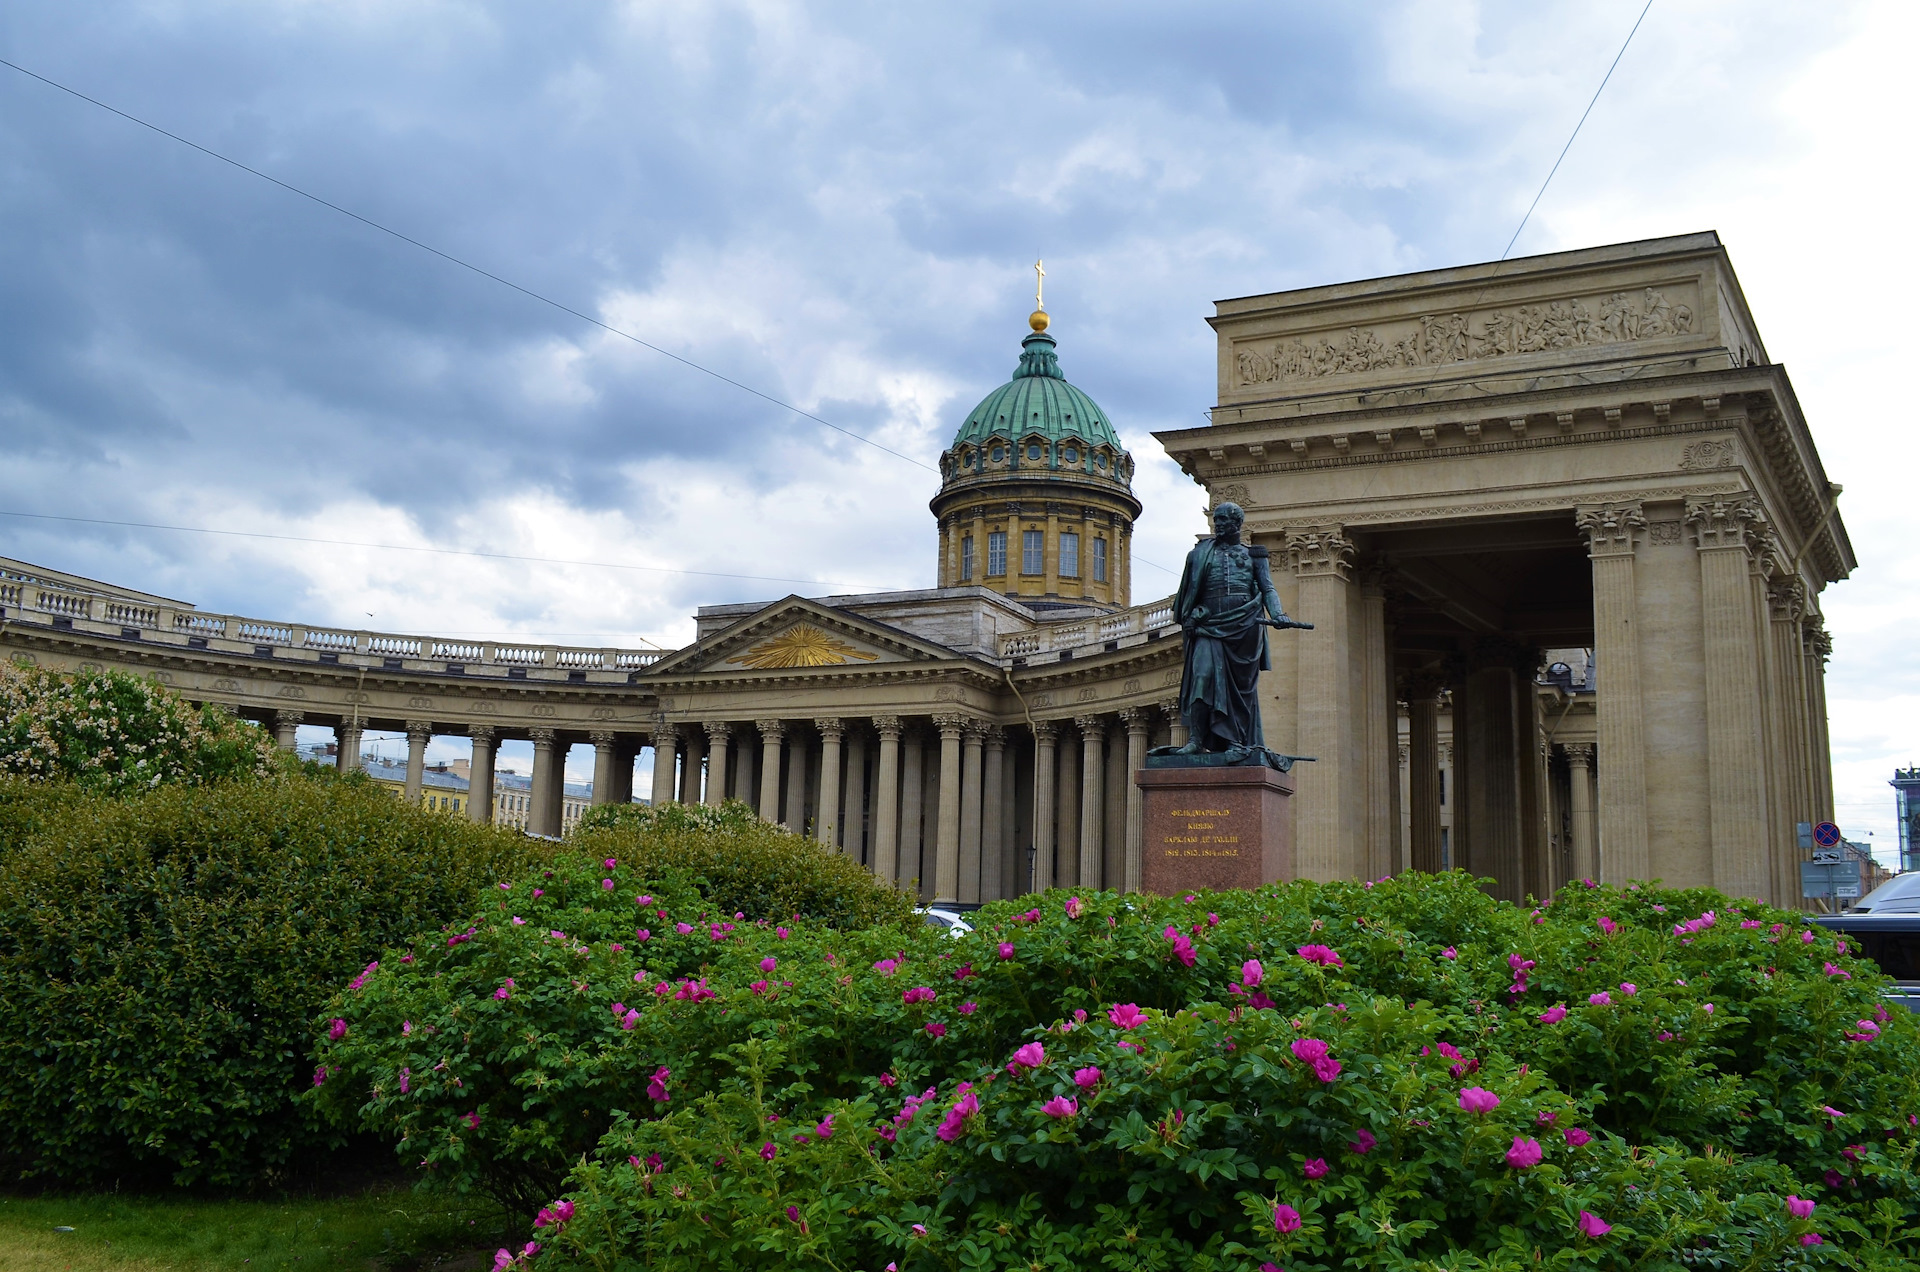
(0, 1190, 516, 1272)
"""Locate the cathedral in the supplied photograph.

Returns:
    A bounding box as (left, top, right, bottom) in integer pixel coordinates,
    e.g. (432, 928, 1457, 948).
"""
(0, 232, 1851, 908)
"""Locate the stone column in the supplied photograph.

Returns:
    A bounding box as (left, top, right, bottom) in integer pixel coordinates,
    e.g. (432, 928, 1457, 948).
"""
(1288, 527, 1360, 880)
(1056, 724, 1081, 886)
(1406, 678, 1444, 873)
(403, 722, 431, 806)
(783, 725, 809, 831)
(1359, 570, 1396, 880)
(335, 722, 363, 773)
(652, 723, 680, 807)
(1164, 697, 1189, 748)
(1688, 497, 1771, 899)
(899, 725, 925, 892)
(1768, 579, 1813, 905)
(815, 719, 845, 846)
(1120, 707, 1151, 893)
(846, 726, 870, 860)
(677, 726, 705, 806)
(1043, 506, 1061, 596)
(933, 715, 967, 903)
(273, 710, 303, 751)
(873, 717, 903, 882)
(467, 725, 497, 825)
(958, 722, 986, 902)
(1804, 620, 1834, 820)
(697, 722, 728, 808)
(1463, 651, 1526, 903)
(1032, 721, 1057, 892)
(1075, 715, 1106, 889)
(1001, 739, 1022, 893)
(529, 728, 558, 834)
(1577, 504, 1650, 883)
(611, 735, 639, 806)
(589, 730, 617, 806)
(1564, 743, 1596, 882)
(980, 726, 1007, 899)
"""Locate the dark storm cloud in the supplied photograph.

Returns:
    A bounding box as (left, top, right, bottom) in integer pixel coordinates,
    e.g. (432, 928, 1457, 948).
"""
(0, 0, 1845, 627)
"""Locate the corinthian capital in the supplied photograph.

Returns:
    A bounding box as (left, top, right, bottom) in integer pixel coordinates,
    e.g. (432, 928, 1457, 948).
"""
(1685, 495, 1765, 554)
(1575, 503, 1646, 556)
(1285, 525, 1355, 579)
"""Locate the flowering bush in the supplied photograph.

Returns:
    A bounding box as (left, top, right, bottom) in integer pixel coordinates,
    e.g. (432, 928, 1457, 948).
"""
(0, 663, 274, 793)
(313, 872, 1920, 1267)
(0, 770, 544, 1188)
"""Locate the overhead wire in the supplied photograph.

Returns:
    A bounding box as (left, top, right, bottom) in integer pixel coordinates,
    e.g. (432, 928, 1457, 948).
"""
(1499, 0, 1656, 262)
(0, 509, 887, 592)
(0, 59, 1175, 579)
(0, 55, 934, 474)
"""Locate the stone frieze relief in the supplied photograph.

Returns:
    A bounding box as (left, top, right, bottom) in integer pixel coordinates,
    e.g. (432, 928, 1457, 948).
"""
(1233, 285, 1698, 387)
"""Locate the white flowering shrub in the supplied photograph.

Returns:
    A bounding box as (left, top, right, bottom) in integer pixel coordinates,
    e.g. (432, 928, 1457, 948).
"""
(0, 662, 274, 792)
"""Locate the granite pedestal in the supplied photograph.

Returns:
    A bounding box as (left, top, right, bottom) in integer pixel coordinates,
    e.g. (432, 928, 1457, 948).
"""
(1136, 762, 1294, 895)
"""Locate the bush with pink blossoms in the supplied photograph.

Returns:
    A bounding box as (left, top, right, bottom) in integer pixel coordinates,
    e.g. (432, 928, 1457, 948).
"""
(313, 870, 1920, 1266)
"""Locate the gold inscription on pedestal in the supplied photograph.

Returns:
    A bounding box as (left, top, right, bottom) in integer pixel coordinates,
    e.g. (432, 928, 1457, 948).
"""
(1160, 797, 1240, 857)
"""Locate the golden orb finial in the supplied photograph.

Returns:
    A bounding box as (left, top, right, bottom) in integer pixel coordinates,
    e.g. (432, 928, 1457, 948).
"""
(1029, 308, 1050, 333)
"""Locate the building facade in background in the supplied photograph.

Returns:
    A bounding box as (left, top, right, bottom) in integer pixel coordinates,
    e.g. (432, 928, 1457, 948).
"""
(0, 234, 1853, 907)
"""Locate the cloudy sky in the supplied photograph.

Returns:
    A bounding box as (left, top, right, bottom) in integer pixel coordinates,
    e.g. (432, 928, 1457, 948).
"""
(1, 1, 1913, 858)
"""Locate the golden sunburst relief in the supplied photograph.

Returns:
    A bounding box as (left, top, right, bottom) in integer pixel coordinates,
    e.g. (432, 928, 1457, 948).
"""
(727, 625, 883, 670)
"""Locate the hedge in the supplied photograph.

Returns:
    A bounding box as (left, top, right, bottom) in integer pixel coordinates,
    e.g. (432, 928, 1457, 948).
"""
(0, 771, 546, 1189)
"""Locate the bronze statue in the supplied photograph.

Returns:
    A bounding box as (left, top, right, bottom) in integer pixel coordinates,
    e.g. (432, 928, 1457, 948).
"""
(1153, 501, 1311, 768)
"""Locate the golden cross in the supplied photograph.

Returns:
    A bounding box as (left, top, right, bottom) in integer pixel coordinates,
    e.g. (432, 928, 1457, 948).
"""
(1034, 259, 1045, 310)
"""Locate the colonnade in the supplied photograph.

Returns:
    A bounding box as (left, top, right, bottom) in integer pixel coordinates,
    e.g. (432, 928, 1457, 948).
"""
(673, 706, 1183, 902)
(268, 706, 1189, 894)
(271, 709, 649, 838)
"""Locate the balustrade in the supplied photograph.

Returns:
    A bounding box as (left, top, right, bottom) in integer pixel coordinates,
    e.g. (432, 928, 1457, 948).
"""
(995, 594, 1176, 659)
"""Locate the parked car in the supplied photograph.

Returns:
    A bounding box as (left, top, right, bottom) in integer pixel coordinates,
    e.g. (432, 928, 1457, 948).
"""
(917, 906, 974, 936)
(1843, 870, 1920, 914)
(1811, 901, 1920, 1013)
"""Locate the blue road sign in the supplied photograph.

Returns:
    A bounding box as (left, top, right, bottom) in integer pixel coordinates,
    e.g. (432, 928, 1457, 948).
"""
(1813, 821, 1843, 849)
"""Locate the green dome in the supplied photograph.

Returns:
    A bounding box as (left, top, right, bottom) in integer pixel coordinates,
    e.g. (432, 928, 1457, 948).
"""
(950, 331, 1122, 452)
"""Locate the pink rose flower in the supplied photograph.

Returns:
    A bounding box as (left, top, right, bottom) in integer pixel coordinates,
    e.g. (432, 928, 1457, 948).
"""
(1073, 1066, 1103, 1090)
(1011, 1042, 1047, 1070)
(1589, 991, 1611, 1006)
(903, 986, 936, 1005)
(1787, 1195, 1816, 1219)
(1349, 1128, 1376, 1154)
(1041, 1095, 1077, 1118)
(1505, 1136, 1543, 1169)
(925, 1021, 947, 1037)
(1577, 1210, 1612, 1238)
(1296, 944, 1343, 968)
(1564, 1127, 1592, 1147)
(1272, 1203, 1301, 1233)
(1241, 959, 1264, 989)
(1108, 1003, 1147, 1029)
(647, 1066, 670, 1102)
(1441, 946, 1457, 959)
(1538, 1004, 1568, 1024)
(1459, 1087, 1500, 1114)
(1065, 895, 1084, 918)
(998, 942, 1016, 960)
(1302, 1157, 1329, 1179)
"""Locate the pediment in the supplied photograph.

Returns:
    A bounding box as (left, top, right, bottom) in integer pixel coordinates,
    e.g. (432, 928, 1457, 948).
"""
(647, 597, 959, 678)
